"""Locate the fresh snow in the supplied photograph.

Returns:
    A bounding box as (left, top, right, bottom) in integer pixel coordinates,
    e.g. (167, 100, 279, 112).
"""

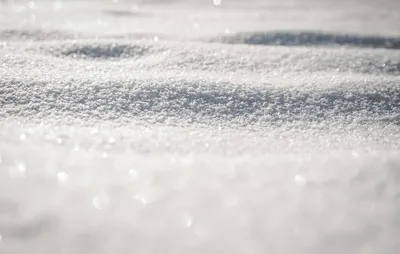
(0, 0, 400, 253)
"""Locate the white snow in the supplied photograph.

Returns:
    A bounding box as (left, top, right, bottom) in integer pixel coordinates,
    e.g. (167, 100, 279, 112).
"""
(0, 0, 400, 253)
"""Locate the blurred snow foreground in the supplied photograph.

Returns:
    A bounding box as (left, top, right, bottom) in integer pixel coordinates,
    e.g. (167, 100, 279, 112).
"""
(0, 0, 400, 253)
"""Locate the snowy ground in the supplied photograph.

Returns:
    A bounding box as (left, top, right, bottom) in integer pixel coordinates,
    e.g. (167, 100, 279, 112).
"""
(0, 0, 400, 253)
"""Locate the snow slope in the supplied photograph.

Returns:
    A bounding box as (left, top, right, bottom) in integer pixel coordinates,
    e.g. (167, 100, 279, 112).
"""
(0, 0, 400, 253)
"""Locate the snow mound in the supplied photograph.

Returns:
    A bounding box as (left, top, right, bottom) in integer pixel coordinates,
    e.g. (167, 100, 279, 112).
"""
(43, 43, 155, 60)
(214, 31, 400, 50)
(1, 77, 400, 126)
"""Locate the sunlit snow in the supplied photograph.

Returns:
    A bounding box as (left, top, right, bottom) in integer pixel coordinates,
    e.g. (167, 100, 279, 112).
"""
(0, 0, 400, 253)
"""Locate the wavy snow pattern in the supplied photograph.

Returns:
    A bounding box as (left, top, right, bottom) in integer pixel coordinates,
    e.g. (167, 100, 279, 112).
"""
(1, 38, 400, 125)
(30, 41, 400, 75)
(1, 1, 400, 254)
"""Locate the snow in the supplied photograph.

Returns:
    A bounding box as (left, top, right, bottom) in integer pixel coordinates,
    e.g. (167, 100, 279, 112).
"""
(0, 0, 400, 253)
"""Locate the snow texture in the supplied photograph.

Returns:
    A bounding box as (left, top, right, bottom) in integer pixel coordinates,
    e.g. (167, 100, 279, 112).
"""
(0, 0, 400, 253)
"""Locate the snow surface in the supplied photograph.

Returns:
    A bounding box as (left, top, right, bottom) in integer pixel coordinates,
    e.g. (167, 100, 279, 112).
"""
(1, 0, 400, 253)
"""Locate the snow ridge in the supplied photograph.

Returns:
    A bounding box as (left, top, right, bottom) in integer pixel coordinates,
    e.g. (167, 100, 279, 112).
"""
(1, 77, 400, 125)
(214, 31, 400, 50)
